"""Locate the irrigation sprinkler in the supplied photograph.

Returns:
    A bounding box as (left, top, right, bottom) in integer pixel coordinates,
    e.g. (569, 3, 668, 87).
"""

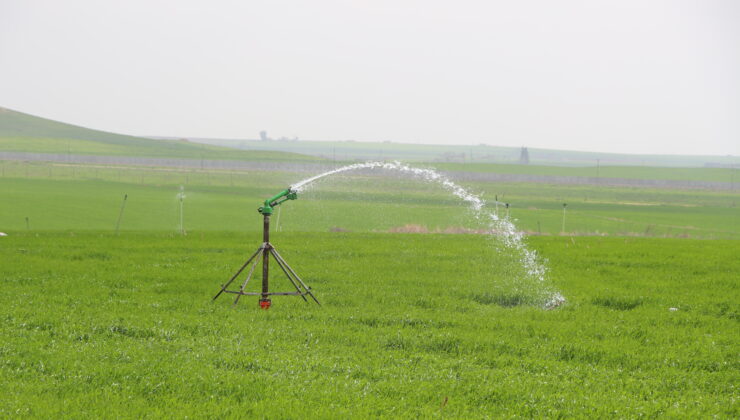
(115, 194, 128, 235)
(562, 203, 567, 234)
(177, 187, 186, 235)
(212, 187, 319, 309)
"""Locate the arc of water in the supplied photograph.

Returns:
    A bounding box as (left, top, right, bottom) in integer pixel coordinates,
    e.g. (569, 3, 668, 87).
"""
(290, 161, 565, 308)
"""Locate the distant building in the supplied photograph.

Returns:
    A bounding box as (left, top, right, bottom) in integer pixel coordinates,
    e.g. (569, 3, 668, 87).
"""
(259, 131, 269, 141)
(519, 147, 530, 165)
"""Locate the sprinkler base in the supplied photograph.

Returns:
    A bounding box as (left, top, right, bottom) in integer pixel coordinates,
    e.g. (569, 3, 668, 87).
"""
(259, 299, 272, 310)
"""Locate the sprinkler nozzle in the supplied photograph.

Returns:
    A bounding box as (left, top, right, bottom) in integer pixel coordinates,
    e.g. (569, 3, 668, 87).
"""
(258, 188, 299, 215)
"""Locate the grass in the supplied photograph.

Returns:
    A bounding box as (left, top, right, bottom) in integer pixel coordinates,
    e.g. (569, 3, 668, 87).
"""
(0, 232, 737, 417)
(0, 160, 737, 238)
(3, 106, 737, 168)
(0, 158, 738, 417)
(0, 135, 322, 161)
(432, 162, 739, 184)
(0, 107, 320, 161)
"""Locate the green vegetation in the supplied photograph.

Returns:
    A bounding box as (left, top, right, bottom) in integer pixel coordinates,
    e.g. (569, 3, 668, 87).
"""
(0, 161, 737, 238)
(0, 157, 737, 417)
(0, 135, 320, 161)
(3, 106, 736, 167)
(0, 107, 319, 161)
(0, 233, 737, 417)
(432, 162, 738, 184)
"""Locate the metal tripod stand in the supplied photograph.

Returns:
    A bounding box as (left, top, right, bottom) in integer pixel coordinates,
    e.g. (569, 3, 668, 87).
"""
(213, 189, 319, 308)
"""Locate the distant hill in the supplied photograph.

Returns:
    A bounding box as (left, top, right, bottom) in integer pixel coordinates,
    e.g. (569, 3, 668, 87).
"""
(185, 137, 737, 168)
(0, 106, 162, 145)
(2, 106, 735, 167)
(0, 107, 319, 161)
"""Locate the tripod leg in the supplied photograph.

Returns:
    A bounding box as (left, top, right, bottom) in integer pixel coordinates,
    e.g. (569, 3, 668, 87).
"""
(213, 246, 262, 300)
(269, 248, 308, 302)
(271, 247, 320, 305)
(233, 249, 263, 306)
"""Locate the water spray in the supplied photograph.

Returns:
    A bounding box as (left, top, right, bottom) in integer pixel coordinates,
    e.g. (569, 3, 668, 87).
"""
(275, 205, 283, 232)
(213, 188, 319, 309)
(290, 160, 565, 309)
(214, 161, 565, 309)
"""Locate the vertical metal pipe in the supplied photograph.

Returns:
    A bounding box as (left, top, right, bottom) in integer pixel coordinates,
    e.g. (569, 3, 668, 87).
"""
(115, 194, 128, 235)
(562, 203, 567, 234)
(262, 214, 270, 300)
(179, 195, 184, 235)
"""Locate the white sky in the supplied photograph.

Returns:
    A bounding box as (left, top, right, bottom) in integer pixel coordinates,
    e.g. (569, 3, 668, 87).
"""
(1, 0, 738, 155)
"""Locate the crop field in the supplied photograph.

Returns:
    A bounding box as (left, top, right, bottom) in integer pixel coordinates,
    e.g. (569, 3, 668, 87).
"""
(433, 162, 739, 184)
(0, 160, 738, 417)
(0, 136, 321, 162)
(1, 233, 737, 417)
(0, 160, 737, 238)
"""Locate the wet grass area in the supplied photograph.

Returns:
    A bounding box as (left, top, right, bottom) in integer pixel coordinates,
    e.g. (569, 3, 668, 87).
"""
(0, 232, 737, 417)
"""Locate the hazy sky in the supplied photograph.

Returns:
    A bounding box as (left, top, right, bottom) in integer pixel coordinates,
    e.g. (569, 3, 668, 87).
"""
(1, 0, 738, 155)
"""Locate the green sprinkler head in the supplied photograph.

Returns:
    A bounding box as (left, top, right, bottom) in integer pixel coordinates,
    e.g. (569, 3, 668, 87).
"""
(258, 188, 298, 215)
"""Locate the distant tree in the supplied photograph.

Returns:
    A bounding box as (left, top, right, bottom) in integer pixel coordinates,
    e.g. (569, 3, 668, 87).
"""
(259, 131, 269, 141)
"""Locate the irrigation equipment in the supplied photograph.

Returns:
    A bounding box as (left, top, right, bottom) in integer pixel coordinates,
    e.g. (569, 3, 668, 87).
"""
(115, 194, 127, 235)
(177, 187, 186, 235)
(212, 188, 319, 309)
(562, 203, 567, 234)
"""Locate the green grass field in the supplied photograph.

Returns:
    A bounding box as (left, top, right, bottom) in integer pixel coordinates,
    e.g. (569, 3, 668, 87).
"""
(432, 162, 739, 184)
(0, 135, 321, 161)
(0, 160, 737, 239)
(1, 233, 737, 417)
(0, 159, 738, 417)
